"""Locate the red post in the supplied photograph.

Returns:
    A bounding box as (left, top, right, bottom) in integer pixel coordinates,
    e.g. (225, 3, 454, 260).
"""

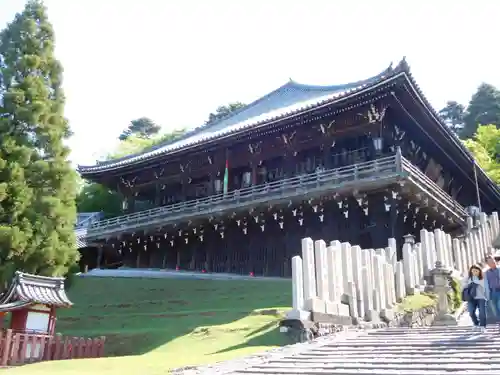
(0, 329, 12, 366)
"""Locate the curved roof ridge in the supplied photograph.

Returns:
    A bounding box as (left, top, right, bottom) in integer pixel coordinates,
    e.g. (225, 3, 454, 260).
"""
(94, 81, 295, 167)
(79, 60, 398, 170)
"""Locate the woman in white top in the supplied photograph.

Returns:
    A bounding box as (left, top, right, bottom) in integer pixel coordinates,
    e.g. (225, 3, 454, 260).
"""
(462, 264, 489, 332)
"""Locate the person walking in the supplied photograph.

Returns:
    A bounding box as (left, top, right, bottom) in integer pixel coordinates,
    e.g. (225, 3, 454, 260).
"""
(485, 255, 500, 329)
(462, 264, 489, 332)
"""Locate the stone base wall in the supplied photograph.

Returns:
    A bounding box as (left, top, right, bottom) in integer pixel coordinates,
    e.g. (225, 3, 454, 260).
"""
(283, 304, 439, 344)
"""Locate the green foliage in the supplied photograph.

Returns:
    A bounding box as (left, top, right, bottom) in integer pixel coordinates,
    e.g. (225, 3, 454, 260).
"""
(463, 125, 500, 184)
(119, 117, 161, 141)
(76, 183, 123, 218)
(63, 263, 80, 290)
(438, 101, 465, 133)
(108, 128, 187, 159)
(0, 0, 79, 286)
(462, 83, 500, 139)
(205, 102, 246, 125)
(397, 292, 437, 312)
(448, 277, 462, 312)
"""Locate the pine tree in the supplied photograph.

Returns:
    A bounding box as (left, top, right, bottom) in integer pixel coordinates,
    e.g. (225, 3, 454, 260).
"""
(0, 0, 79, 283)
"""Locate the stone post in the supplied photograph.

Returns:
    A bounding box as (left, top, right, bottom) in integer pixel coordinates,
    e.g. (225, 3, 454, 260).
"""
(431, 261, 457, 326)
(491, 212, 499, 239)
(301, 238, 318, 312)
(361, 250, 376, 321)
(326, 242, 342, 309)
(434, 229, 446, 265)
(286, 256, 311, 320)
(313, 240, 328, 313)
(420, 229, 432, 278)
(351, 245, 364, 318)
(340, 242, 353, 295)
(402, 243, 415, 295)
(452, 238, 465, 276)
(330, 240, 344, 298)
(395, 261, 406, 302)
(372, 254, 386, 314)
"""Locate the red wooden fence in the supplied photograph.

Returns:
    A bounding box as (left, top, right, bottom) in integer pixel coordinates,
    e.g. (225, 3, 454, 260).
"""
(0, 329, 105, 366)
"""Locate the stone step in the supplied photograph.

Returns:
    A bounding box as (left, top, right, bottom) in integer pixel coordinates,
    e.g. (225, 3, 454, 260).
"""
(234, 368, 498, 374)
(272, 356, 500, 364)
(288, 352, 500, 359)
(224, 321, 500, 374)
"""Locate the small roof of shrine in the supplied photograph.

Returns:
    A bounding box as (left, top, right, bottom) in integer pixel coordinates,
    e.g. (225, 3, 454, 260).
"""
(0, 272, 73, 312)
(78, 60, 400, 173)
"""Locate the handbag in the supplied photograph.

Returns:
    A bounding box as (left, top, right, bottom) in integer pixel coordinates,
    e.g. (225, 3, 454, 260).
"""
(462, 282, 479, 301)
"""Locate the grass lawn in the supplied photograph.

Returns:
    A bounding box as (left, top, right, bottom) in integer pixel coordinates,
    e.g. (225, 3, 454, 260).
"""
(6, 276, 293, 375)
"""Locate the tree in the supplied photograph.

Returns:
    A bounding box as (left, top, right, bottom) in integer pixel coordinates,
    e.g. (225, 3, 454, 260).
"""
(119, 117, 161, 140)
(76, 183, 123, 218)
(205, 102, 246, 125)
(109, 127, 187, 159)
(0, 0, 79, 284)
(462, 83, 500, 139)
(438, 101, 465, 133)
(463, 125, 500, 184)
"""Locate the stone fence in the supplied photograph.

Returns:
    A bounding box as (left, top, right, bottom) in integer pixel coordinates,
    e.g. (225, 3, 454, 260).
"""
(287, 211, 500, 323)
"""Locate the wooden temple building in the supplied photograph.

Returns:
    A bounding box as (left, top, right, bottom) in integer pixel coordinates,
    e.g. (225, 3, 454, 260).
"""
(77, 58, 500, 277)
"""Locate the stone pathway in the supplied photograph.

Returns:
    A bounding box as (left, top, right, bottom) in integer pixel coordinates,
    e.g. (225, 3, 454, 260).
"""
(200, 325, 500, 375)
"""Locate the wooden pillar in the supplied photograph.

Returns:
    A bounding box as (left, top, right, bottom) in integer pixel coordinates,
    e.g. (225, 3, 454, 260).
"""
(96, 245, 103, 269)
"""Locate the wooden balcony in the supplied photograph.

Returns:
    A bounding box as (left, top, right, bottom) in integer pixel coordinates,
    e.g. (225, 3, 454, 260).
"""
(84, 151, 468, 240)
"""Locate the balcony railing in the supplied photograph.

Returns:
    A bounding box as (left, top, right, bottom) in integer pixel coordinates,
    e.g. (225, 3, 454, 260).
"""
(84, 152, 468, 239)
(402, 158, 468, 221)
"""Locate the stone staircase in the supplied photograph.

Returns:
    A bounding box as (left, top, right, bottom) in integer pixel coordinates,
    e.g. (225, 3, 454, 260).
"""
(228, 325, 500, 374)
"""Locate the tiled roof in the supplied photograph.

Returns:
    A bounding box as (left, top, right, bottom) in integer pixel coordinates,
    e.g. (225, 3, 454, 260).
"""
(0, 272, 72, 311)
(78, 62, 398, 173)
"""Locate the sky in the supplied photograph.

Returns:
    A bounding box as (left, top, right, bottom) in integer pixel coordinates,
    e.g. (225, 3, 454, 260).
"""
(1, 0, 499, 167)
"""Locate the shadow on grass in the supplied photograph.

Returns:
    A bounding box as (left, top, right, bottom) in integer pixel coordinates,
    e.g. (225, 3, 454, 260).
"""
(212, 325, 292, 355)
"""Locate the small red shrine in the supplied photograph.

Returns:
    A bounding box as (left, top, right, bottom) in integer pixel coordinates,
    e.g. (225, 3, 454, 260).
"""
(0, 272, 72, 335)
